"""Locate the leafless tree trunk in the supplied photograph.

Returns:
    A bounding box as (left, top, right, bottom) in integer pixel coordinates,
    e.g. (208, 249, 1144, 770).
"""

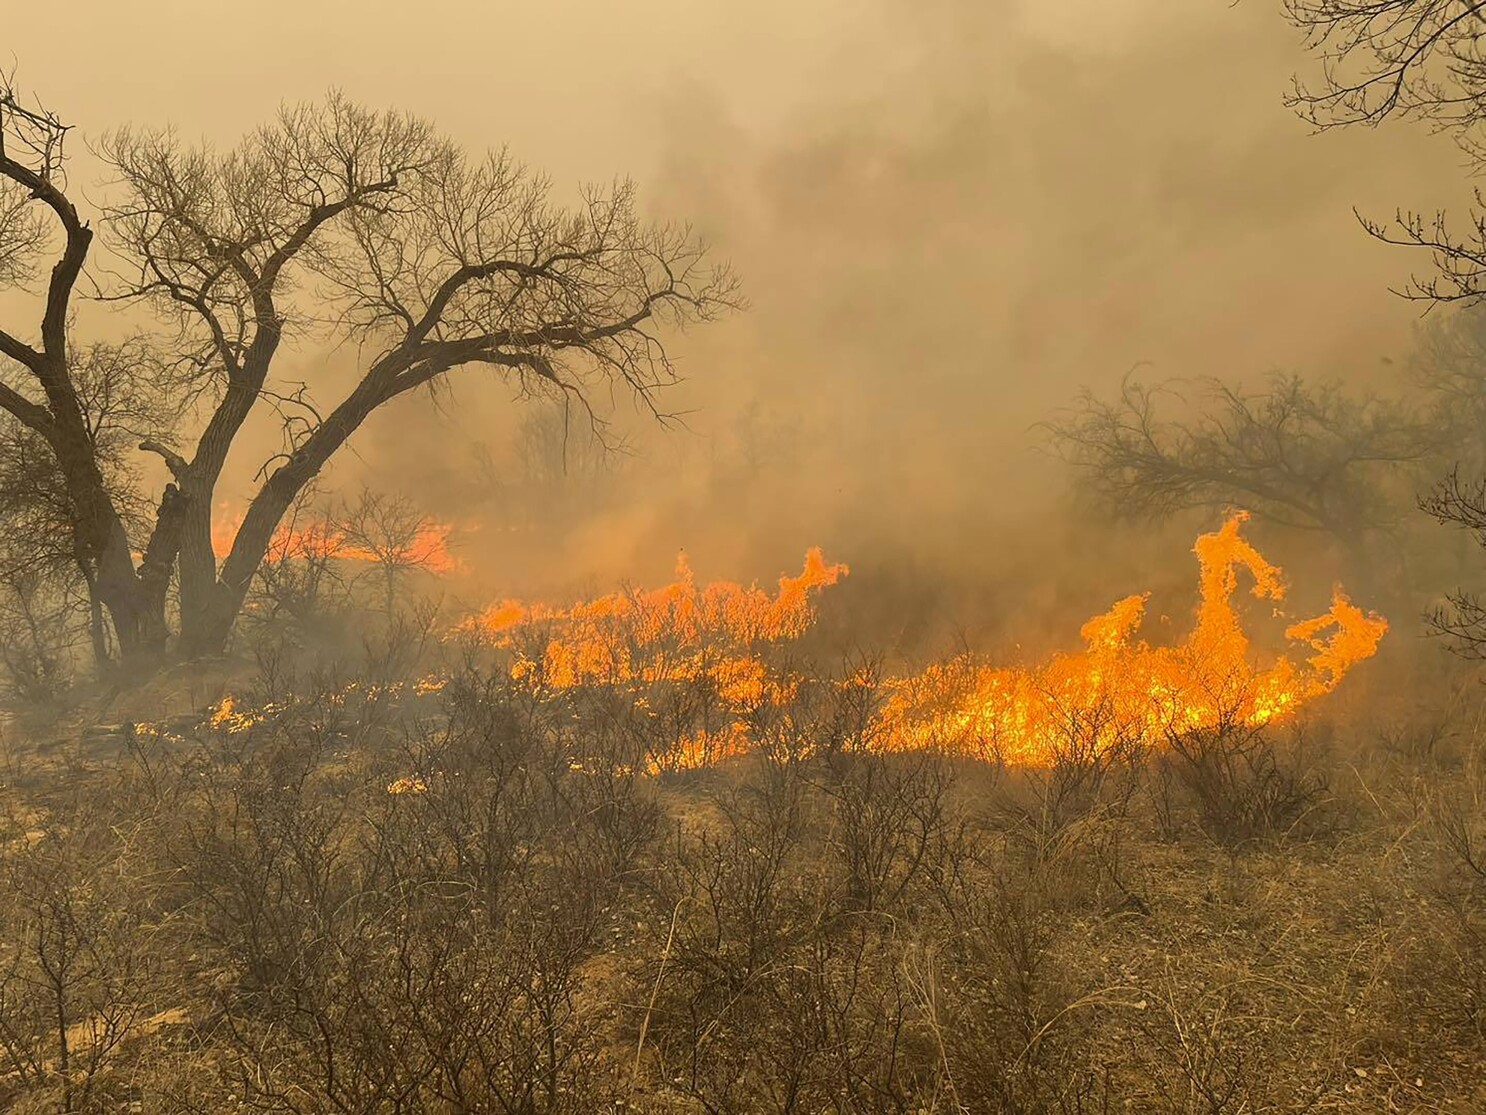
(0, 77, 735, 665)
(0, 89, 166, 662)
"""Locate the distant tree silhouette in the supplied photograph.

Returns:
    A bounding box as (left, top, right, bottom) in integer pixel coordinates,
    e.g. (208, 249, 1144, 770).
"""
(1284, 2, 1486, 646)
(1047, 371, 1432, 584)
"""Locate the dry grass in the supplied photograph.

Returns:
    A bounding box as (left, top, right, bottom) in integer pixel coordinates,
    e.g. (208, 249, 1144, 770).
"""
(0, 653, 1482, 1113)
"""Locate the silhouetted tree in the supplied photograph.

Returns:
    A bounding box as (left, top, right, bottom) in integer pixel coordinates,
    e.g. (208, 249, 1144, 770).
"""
(1407, 302, 1486, 473)
(1286, 1, 1486, 303)
(1047, 372, 1432, 582)
(334, 488, 449, 616)
(0, 338, 175, 670)
(0, 76, 735, 665)
(1284, 4, 1486, 643)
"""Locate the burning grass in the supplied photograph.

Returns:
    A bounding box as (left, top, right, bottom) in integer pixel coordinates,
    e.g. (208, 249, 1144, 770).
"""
(211, 500, 463, 574)
(451, 512, 1387, 770)
(2, 512, 1443, 1114)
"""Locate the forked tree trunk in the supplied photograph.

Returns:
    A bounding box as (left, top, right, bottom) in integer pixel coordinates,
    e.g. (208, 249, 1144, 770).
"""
(52, 431, 170, 667)
(178, 596, 238, 660)
(93, 546, 169, 665)
(179, 491, 308, 657)
(176, 500, 285, 659)
(177, 371, 416, 658)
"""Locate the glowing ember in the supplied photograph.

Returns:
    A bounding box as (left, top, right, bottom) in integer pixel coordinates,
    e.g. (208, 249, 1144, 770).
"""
(207, 695, 264, 734)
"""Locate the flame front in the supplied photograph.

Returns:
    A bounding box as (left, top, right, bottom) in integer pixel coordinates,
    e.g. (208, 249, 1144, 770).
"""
(456, 514, 1386, 769)
(874, 514, 1387, 764)
(206, 515, 1386, 771)
(457, 546, 848, 695)
(454, 547, 850, 769)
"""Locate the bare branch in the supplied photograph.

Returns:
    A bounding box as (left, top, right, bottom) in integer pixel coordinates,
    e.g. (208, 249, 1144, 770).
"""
(137, 438, 186, 481)
(0, 82, 736, 659)
(1044, 371, 1434, 551)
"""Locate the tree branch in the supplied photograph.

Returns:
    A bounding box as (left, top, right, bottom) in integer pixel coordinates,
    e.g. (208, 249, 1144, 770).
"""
(0, 379, 52, 434)
(137, 438, 187, 481)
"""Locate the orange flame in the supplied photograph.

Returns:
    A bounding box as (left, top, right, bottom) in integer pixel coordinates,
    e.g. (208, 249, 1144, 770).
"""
(873, 513, 1388, 764)
(455, 548, 848, 772)
(456, 547, 849, 694)
(456, 515, 1386, 769)
(211, 505, 462, 574)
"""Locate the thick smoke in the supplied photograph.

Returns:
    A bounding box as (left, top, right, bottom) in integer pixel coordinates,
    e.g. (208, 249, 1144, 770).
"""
(7, 0, 1467, 654)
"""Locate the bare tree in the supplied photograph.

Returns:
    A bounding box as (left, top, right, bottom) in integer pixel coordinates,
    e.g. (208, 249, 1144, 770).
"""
(0, 415, 90, 686)
(239, 489, 353, 646)
(1419, 467, 1486, 652)
(1407, 301, 1486, 477)
(1285, 1, 1486, 302)
(1283, 4, 1486, 640)
(0, 337, 177, 670)
(0, 77, 735, 666)
(334, 487, 449, 616)
(1046, 372, 1432, 582)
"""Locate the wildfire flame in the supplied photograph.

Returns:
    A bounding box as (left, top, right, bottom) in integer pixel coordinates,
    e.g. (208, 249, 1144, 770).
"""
(457, 513, 1387, 768)
(201, 514, 1388, 775)
(457, 546, 848, 693)
(453, 547, 848, 769)
(210, 505, 461, 574)
(874, 513, 1388, 764)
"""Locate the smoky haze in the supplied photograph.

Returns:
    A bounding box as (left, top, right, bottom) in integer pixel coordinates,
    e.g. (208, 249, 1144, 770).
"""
(6, 0, 1466, 650)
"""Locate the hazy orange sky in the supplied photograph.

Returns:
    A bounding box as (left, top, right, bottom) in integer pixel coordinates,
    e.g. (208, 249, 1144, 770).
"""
(7, 0, 1472, 607)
